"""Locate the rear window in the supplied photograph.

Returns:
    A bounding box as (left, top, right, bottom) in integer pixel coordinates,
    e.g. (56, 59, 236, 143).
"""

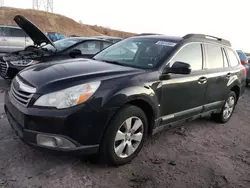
(226, 49, 240, 67)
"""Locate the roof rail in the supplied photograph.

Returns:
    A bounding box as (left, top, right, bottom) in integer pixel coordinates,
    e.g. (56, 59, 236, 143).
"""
(183, 33, 231, 46)
(136, 33, 162, 36)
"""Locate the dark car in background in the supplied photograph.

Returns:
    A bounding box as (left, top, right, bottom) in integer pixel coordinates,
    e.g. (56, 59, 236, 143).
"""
(0, 15, 113, 80)
(236, 50, 250, 85)
(4, 33, 246, 166)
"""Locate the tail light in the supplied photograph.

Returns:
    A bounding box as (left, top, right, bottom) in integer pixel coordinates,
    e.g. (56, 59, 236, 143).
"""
(243, 67, 247, 75)
(241, 60, 248, 65)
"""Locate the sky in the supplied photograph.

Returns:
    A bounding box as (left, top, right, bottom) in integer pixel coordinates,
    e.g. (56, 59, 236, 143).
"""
(3, 0, 250, 52)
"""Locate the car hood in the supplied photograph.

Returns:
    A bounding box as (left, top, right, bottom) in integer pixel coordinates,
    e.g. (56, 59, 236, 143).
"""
(18, 59, 144, 92)
(14, 15, 56, 48)
(3, 50, 51, 62)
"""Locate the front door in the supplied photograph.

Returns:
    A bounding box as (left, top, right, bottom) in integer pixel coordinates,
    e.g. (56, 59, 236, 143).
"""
(160, 43, 207, 125)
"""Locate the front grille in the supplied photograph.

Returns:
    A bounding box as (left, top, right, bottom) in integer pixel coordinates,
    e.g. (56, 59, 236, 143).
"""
(0, 61, 8, 76)
(9, 77, 36, 106)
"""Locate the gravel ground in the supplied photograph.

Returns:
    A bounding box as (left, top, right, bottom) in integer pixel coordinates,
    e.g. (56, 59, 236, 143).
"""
(0, 86, 250, 188)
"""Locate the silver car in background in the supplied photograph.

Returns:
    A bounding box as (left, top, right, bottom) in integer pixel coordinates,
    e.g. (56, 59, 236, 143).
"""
(0, 25, 33, 53)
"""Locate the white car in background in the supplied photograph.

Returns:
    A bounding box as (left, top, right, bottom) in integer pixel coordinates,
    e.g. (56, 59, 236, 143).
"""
(0, 25, 33, 53)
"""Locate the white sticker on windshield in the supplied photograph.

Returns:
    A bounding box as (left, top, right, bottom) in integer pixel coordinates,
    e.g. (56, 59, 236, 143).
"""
(156, 41, 176, 47)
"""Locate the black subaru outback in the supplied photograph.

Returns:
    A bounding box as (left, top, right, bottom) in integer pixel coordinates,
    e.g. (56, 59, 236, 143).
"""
(4, 34, 246, 166)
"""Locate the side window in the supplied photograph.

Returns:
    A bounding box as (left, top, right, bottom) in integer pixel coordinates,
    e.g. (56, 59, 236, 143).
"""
(0, 27, 6, 36)
(75, 41, 101, 54)
(171, 43, 202, 71)
(222, 49, 229, 67)
(226, 49, 240, 67)
(5, 27, 26, 37)
(205, 44, 224, 69)
(102, 42, 112, 49)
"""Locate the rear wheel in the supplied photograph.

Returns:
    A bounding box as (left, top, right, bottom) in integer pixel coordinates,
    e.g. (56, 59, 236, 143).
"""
(212, 91, 236, 123)
(98, 105, 148, 166)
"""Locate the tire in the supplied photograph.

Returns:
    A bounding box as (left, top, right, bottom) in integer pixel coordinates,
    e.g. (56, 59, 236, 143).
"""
(25, 45, 37, 51)
(98, 105, 148, 166)
(212, 91, 237, 123)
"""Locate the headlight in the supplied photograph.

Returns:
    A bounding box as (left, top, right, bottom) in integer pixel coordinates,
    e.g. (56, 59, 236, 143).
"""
(34, 81, 101, 109)
(10, 59, 39, 66)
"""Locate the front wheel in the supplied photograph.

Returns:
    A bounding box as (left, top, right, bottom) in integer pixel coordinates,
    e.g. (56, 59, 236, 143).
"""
(98, 105, 148, 166)
(212, 91, 236, 123)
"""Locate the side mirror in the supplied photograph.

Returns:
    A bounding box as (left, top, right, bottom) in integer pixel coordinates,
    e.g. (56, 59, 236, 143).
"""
(163, 61, 191, 75)
(69, 49, 82, 58)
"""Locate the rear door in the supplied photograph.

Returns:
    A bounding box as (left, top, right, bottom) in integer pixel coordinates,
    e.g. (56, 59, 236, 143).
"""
(5, 27, 26, 52)
(203, 43, 231, 111)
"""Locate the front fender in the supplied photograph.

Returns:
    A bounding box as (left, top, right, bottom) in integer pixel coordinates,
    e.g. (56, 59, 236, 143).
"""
(102, 85, 160, 118)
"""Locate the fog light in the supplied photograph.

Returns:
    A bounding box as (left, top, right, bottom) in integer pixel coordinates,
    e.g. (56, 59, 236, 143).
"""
(36, 134, 76, 149)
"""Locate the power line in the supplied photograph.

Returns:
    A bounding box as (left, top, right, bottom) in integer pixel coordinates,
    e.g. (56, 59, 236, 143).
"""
(32, 0, 53, 12)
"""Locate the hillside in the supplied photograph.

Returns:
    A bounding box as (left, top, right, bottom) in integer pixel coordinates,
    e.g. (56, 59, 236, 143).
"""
(0, 7, 135, 38)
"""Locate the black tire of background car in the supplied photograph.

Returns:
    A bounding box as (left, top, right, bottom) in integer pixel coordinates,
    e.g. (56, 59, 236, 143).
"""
(98, 105, 148, 166)
(24, 45, 38, 51)
(212, 91, 237, 123)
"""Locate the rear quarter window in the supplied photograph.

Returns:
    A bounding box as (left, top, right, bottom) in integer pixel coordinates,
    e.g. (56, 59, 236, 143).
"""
(226, 48, 240, 67)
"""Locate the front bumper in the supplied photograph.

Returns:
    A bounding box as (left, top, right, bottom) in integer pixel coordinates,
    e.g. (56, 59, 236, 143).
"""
(4, 91, 115, 155)
(6, 109, 99, 155)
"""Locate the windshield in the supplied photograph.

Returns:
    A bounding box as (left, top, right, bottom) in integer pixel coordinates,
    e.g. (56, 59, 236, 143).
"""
(94, 38, 176, 69)
(42, 38, 84, 52)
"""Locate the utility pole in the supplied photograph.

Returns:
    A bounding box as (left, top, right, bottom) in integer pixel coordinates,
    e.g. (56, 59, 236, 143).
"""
(32, 0, 53, 12)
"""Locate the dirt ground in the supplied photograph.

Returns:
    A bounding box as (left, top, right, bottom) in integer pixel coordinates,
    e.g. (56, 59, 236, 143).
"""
(0, 87, 250, 188)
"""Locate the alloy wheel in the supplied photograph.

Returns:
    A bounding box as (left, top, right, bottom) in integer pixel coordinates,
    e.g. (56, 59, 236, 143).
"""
(114, 116, 144, 158)
(223, 96, 235, 120)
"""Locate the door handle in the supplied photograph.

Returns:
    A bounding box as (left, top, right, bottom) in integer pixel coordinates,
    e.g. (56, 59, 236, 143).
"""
(226, 73, 231, 79)
(198, 77, 207, 84)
